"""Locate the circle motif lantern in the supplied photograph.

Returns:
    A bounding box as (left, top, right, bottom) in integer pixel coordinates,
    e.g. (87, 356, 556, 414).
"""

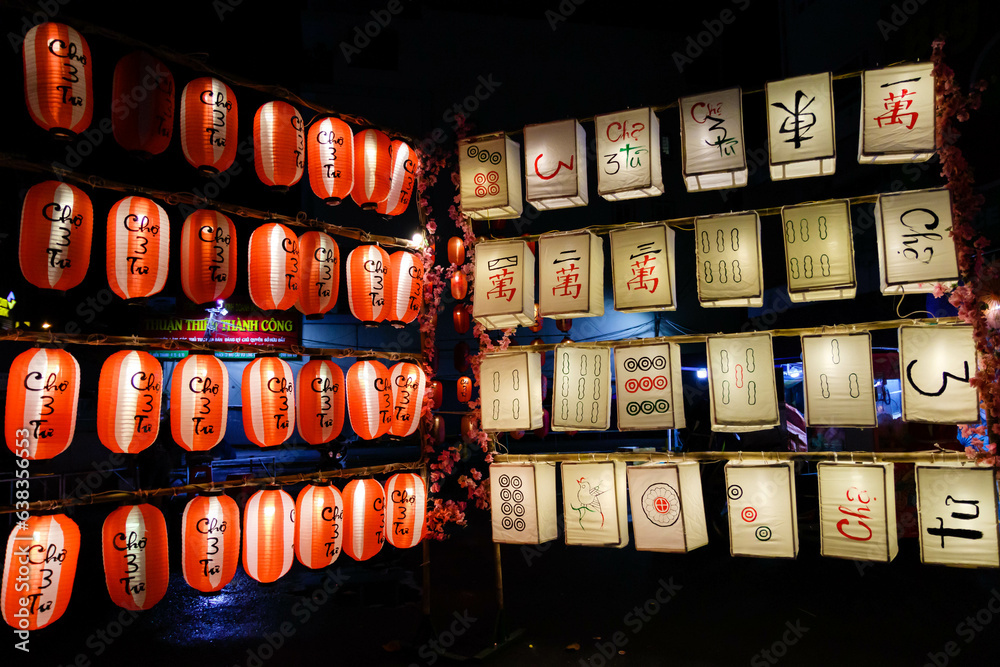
(102, 503, 169, 611)
(180, 76, 237, 174)
(308, 116, 354, 205)
(342, 479, 385, 561)
(294, 481, 344, 569)
(254, 101, 304, 190)
(112, 51, 174, 157)
(296, 357, 345, 444)
(170, 352, 228, 452)
(19, 180, 93, 291)
(107, 196, 170, 300)
(248, 222, 299, 311)
(2, 513, 79, 631)
(23, 22, 93, 139)
(5, 347, 80, 460)
(181, 490, 239, 593)
(180, 209, 237, 304)
(242, 487, 295, 584)
(97, 349, 162, 454)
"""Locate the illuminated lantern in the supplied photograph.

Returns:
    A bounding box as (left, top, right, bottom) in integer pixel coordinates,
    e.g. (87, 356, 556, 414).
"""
(457, 376, 473, 403)
(242, 487, 295, 583)
(899, 325, 979, 423)
(347, 360, 392, 440)
(385, 473, 426, 548)
(766, 72, 835, 180)
(859, 62, 935, 164)
(447, 237, 465, 265)
(510, 430, 525, 440)
(386, 251, 422, 326)
(627, 462, 707, 553)
(343, 479, 386, 561)
(679, 88, 747, 191)
(2, 513, 79, 630)
(533, 340, 548, 369)
(253, 101, 304, 190)
(490, 462, 557, 544)
(294, 481, 344, 568)
(181, 490, 239, 593)
(242, 355, 295, 447)
(916, 463, 1000, 568)
(454, 342, 469, 372)
(460, 414, 476, 444)
(180, 76, 237, 174)
(450, 272, 468, 300)
(102, 503, 169, 610)
(556, 319, 572, 333)
(248, 222, 299, 310)
(534, 408, 550, 437)
(561, 461, 628, 547)
(22, 22, 93, 139)
(180, 209, 236, 304)
(458, 132, 523, 219)
(107, 196, 170, 300)
(351, 128, 392, 209)
(308, 116, 354, 205)
(480, 351, 543, 432)
(781, 200, 856, 302)
(112, 51, 174, 157)
(524, 119, 588, 209)
(296, 357, 345, 444)
(610, 223, 677, 312)
(614, 342, 685, 431)
(430, 415, 446, 445)
(97, 349, 162, 454)
(725, 461, 799, 558)
(801, 332, 876, 427)
(694, 212, 763, 308)
(346, 245, 391, 324)
(429, 380, 443, 410)
(453, 305, 470, 334)
(551, 345, 611, 431)
(539, 230, 603, 319)
(706, 333, 779, 432)
(594, 107, 664, 200)
(388, 362, 426, 438)
(818, 462, 897, 562)
(473, 239, 534, 329)
(875, 188, 958, 294)
(296, 231, 340, 319)
(5, 347, 79, 460)
(529, 304, 543, 332)
(170, 352, 228, 451)
(19, 180, 93, 291)
(376, 139, 416, 216)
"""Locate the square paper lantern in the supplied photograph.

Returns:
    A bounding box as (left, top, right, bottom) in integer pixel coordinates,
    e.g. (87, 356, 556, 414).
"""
(916, 463, 1000, 568)
(725, 462, 799, 558)
(679, 87, 747, 191)
(627, 462, 708, 553)
(490, 462, 558, 544)
(706, 333, 779, 432)
(561, 461, 628, 548)
(524, 119, 588, 210)
(551, 345, 611, 431)
(694, 213, 763, 308)
(859, 62, 935, 164)
(875, 188, 958, 294)
(766, 72, 836, 180)
(459, 133, 523, 219)
(899, 325, 979, 424)
(593, 107, 664, 200)
(610, 223, 677, 312)
(480, 351, 543, 432)
(801, 332, 876, 427)
(473, 239, 535, 329)
(614, 342, 685, 431)
(538, 230, 604, 319)
(818, 462, 898, 562)
(781, 200, 856, 302)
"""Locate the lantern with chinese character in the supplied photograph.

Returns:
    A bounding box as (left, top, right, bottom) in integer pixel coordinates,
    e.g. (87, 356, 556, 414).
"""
(351, 128, 393, 209)
(112, 51, 174, 157)
(242, 355, 295, 447)
(679, 88, 747, 191)
(524, 119, 588, 209)
(457, 376, 473, 403)
(473, 239, 534, 329)
(490, 462, 558, 544)
(170, 352, 228, 452)
(343, 478, 386, 561)
(725, 461, 799, 558)
(766, 72, 835, 180)
(254, 101, 304, 191)
(448, 237, 465, 265)
(2, 513, 79, 630)
(376, 140, 416, 216)
(385, 473, 426, 548)
(97, 349, 162, 454)
(916, 463, 1000, 568)
(295, 231, 339, 319)
(594, 108, 664, 200)
(450, 271, 468, 300)
(347, 360, 392, 440)
(297, 357, 345, 444)
(627, 462, 707, 552)
(294, 481, 344, 568)
(818, 462, 897, 562)
(561, 461, 628, 547)
(875, 188, 958, 294)
(801, 332, 876, 427)
(181, 490, 240, 593)
(102, 503, 169, 610)
(248, 222, 299, 311)
(706, 333, 779, 432)
(19, 181, 93, 291)
(242, 487, 295, 583)
(859, 62, 935, 164)
(453, 305, 470, 334)
(180, 209, 237, 304)
(694, 212, 763, 308)
(180, 77, 237, 174)
(458, 133, 523, 219)
(551, 345, 611, 431)
(5, 347, 79, 460)
(388, 362, 425, 438)
(539, 230, 604, 319)
(308, 116, 354, 204)
(781, 200, 856, 302)
(386, 251, 422, 326)
(346, 245, 391, 324)
(107, 196, 170, 301)
(899, 325, 978, 423)
(23, 22, 93, 139)
(480, 351, 543, 432)
(610, 223, 677, 312)
(614, 342, 685, 431)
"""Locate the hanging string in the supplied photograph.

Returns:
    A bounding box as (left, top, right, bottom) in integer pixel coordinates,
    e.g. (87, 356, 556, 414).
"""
(895, 292, 941, 320)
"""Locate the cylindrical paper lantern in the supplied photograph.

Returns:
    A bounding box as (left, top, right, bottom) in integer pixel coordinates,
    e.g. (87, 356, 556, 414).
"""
(376, 140, 416, 216)
(388, 362, 426, 438)
(242, 487, 295, 583)
(447, 237, 465, 265)
(556, 319, 573, 333)
(450, 272, 467, 300)
(112, 51, 174, 157)
(5, 347, 80, 460)
(180, 77, 237, 174)
(107, 196, 170, 300)
(385, 473, 426, 548)
(23, 22, 93, 139)
(457, 376, 473, 403)
(351, 128, 392, 210)
(254, 101, 304, 190)
(534, 408, 550, 438)
(510, 430, 525, 440)
(296, 358, 345, 444)
(460, 414, 476, 444)
(347, 245, 391, 324)
(242, 355, 295, 447)
(97, 349, 162, 454)
(102, 503, 169, 610)
(347, 360, 392, 440)
(386, 251, 422, 326)
(429, 380, 443, 410)
(454, 342, 469, 372)
(430, 414, 445, 445)
(294, 481, 343, 569)
(170, 352, 228, 451)
(295, 231, 340, 319)
(19, 181, 93, 291)
(180, 210, 236, 304)
(181, 490, 239, 593)
(342, 479, 385, 561)
(248, 222, 299, 311)
(2, 513, 79, 630)
(453, 305, 470, 334)
(308, 116, 354, 205)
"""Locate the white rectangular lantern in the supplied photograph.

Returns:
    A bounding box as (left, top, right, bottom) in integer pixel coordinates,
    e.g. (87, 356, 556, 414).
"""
(593, 107, 664, 201)
(875, 188, 958, 294)
(490, 462, 558, 544)
(610, 223, 677, 312)
(725, 461, 799, 558)
(524, 119, 588, 210)
(899, 325, 979, 423)
(458, 133, 523, 219)
(706, 333, 779, 432)
(766, 72, 836, 180)
(613, 342, 685, 431)
(694, 212, 763, 308)
(818, 462, 898, 562)
(627, 462, 708, 553)
(551, 345, 611, 431)
(538, 230, 604, 319)
(801, 332, 876, 427)
(859, 62, 936, 164)
(479, 351, 543, 432)
(781, 200, 856, 302)
(916, 463, 1000, 568)
(473, 239, 535, 329)
(561, 461, 628, 547)
(679, 87, 747, 191)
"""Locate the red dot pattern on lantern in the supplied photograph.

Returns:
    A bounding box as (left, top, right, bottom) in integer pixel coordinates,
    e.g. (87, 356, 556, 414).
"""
(112, 51, 174, 156)
(180, 209, 236, 304)
(385, 473, 426, 548)
(447, 237, 465, 265)
(102, 504, 169, 611)
(453, 305, 470, 334)
(294, 481, 344, 569)
(181, 491, 239, 593)
(23, 22, 93, 139)
(5, 347, 80, 460)
(295, 231, 340, 319)
(106, 196, 170, 300)
(242, 356, 295, 447)
(254, 100, 304, 190)
(19, 180, 93, 291)
(180, 76, 237, 174)
(386, 251, 422, 325)
(97, 349, 162, 454)
(347, 245, 392, 324)
(308, 116, 354, 205)
(388, 362, 426, 438)
(351, 128, 392, 210)
(347, 360, 392, 440)
(376, 140, 416, 216)
(343, 479, 386, 561)
(457, 376, 473, 403)
(2, 513, 80, 631)
(242, 488, 295, 584)
(296, 358, 345, 444)
(450, 271, 468, 300)
(248, 222, 299, 311)
(170, 352, 228, 452)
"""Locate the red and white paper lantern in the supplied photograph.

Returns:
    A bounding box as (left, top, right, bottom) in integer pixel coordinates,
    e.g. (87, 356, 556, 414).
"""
(308, 116, 354, 205)
(351, 128, 392, 210)
(295, 231, 340, 319)
(19, 180, 93, 291)
(254, 101, 304, 190)
(385, 473, 426, 548)
(107, 196, 170, 300)
(5, 347, 80, 460)
(347, 360, 392, 440)
(386, 251, 422, 326)
(342, 479, 386, 561)
(248, 222, 299, 311)
(102, 503, 169, 610)
(294, 481, 344, 569)
(2, 513, 80, 630)
(296, 358, 346, 444)
(242, 487, 295, 584)
(112, 51, 174, 157)
(181, 77, 237, 174)
(97, 349, 162, 454)
(181, 490, 240, 593)
(170, 352, 228, 452)
(376, 140, 416, 216)
(180, 209, 237, 304)
(23, 22, 93, 139)
(242, 356, 295, 448)
(347, 245, 391, 324)
(388, 362, 426, 438)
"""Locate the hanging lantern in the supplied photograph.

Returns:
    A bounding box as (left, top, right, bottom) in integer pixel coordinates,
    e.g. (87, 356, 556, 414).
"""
(294, 481, 344, 569)
(386, 251, 422, 326)
(706, 333, 779, 432)
(181, 490, 239, 593)
(295, 231, 340, 319)
(725, 461, 799, 558)
(551, 345, 611, 432)
(859, 62, 935, 164)
(296, 357, 345, 444)
(248, 222, 299, 311)
(458, 132, 523, 219)
(343, 479, 386, 561)
(614, 342, 685, 431)
(594, 107, 664, 200)
(473, 239, 535, 329)
(253, 101, 304, 191)
(102, 503, 169, 610)
(694, 212, 764, 308)
(351, 128, 392, 210)
(5, 347, 79, 460)
(429, 380, 443, 410)
(22, 22, 93, 139)
(385, 473, 426, 548)
(533, 340, 547, 369)
(180, 76, 237, 174)
(780, 200, 856, 302)
(490, 463, 558, 544)
(242, 487, 295, 584)
(801, 332, 876, 427)
(388, 362, 426, 438)
(112, 51, 174, 157)
(535, 409, 550, 438)
(346, 245, 391, 324)
(610, 223, 678, 312)
(2, 513, 79, 630)
(916, 463, 1000, 568)
(555, 319, 572, 333)
(346, 360, 392, 440)
(627, 462, 707, 553)
(898, 325, 979, 423)
(457, 376, 473, 403)
(19, 180, 93, 291)
(242, 355, 295, 447)
(430, 414, 446, 445)
(679, 88, 747, 191)
(460, 414, 476, 444)
(538, 230, 604, 320)
(454, 342, 469, 372)
(376, 139, 416, 216)
(561, 461, 628, 547)
(524, 119, 589, 209)
(450, 272, 468, 300)
(107, 196, 170, 301)
(766, 72, 836, 180)
(180, 209, 237, 305)
(308, 116, 354, 205)
(447, 237, 465, 265)
(97, 349, 162, 454)
(170, 352, 228, 452)
(875, 188, 958, 294)
(510, 430, 525, 440)
(529, 305, 543, 333)
(453, 305, 470, 334)
(818, 462, 898, 562)
(480, 351, 543, 432)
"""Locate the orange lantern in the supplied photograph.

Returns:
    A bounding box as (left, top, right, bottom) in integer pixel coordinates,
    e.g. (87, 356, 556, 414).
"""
(180, 76, 237, 174)
(181, 490, 239, 593)
(5, 347, 79, 460)
(111, 51, 174, 157)
(296, 357, 345, 445)
(295, 231, 340, 319)
(529, 304, 543, 333)
(388, 362, 426, 438)
(170, 352, 228, 452)
(19, 180, 93, 291)
(454, 342, 469, 372)
(450, 271, 468, 300)
(347, 245, 391, 324)
(294, 481, 343, 569)
(376, 140, 416, 216)
(386, 251, 422, 326)
(248, 222, 299, 311)
(430, 414, 446, 445)
(97, 349, 162, 454)
(556, 319, 573, 333)
(460, 414, 477, 444)
(429, 380, 443, 410)
(22, 22, 93, 139)
(102, 503, 169, 611)
(107, 196, 170, 300)
(346, 360, 392, 440)
(254, 101, 304, 191)
(180, 209, 236, 305)
(2, 513, 79, 631)
(510, 430, 525, 440)
(457, 376, 473, 403)
(453, 305, 470, 334)
(242, 487, 295, 584)
(351, 128, 392, 210)
(242, 355, 295, 447)
(447, 237, 465, 265)
(385, 473, 426, 548)
(342, 479, 385, 561)
(308, 116, 354, 205)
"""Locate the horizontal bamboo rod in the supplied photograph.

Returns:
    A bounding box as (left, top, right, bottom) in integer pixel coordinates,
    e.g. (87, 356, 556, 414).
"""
(491, 449, 984, 464)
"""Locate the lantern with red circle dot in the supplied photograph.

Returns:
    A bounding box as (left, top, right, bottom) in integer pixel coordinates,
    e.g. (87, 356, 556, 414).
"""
(450, 271, 468, 300)
(97, 349, 162, 454)
(385, 473, 426, 548)
(170, 352, 228, 452)
(447, 237, 465, 265)
(386, 251, 422, 326)
(454, 342, 469, 372)
(308, 116, 354, 205)
(181, 76, 237, 174)
(457, 377, 473, 403)
(254, 101, 304, 191)
(294, 481, 343, 569)
(242, 486, 295, 584)
(429, 380, 443, 410)
(347, 245, 392, 324)
(343, 479, 386, 561)
(376, 140, 416, 216)
(3, 513, 79, 630)
(453, 305, 470, 334)
(5, 347, 79, 460)
(180, 209, 236, 304)
(112, 51, 174, 157)
(351, 128, 392, 210)
(102, 503, 169, 611)
(242, 355, 295, 447)
(22, 22, 93, 139)
(248, 222, 299, 311)
(296, 231, 340, 319)
(107, 196, 170, 301)
(296, 357, 345, 445)
(347, 360, 392, 440)
(388, 362, 426, 438)
(19, 181, 93, 291)
(181, 490, 239, 593)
